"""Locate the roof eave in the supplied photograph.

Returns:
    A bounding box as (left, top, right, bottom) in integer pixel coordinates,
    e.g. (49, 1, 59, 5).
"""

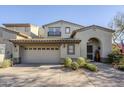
(42, 20, 84, 27)
(9, 39, 81, 44)
(0, 27, 30, 38)
(70, 25, 115, 38)
(3, 23, 31, 27)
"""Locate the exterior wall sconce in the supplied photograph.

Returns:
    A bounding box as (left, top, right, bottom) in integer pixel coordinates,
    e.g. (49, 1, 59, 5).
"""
(63, 44, 66, 48)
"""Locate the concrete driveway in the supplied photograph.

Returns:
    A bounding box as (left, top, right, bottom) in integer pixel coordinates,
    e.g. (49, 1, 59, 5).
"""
(0, 64, 93, 87)
(0, 63, 124, 87)
(83, 62, 124, 87)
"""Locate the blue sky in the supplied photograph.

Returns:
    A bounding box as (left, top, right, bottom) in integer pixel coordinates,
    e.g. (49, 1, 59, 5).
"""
(0, 5, 124, 27)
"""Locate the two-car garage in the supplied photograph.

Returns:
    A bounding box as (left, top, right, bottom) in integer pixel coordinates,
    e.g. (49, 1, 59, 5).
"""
(10, 39, 81, 64)
(21, 45, 60, 64)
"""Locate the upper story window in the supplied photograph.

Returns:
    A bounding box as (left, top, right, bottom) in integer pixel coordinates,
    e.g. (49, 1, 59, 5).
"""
(65, 27, 70, 34)
(48, 27, 61, 36)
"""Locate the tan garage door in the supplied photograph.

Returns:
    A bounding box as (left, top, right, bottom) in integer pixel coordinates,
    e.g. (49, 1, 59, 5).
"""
(21, 46, 60, 64)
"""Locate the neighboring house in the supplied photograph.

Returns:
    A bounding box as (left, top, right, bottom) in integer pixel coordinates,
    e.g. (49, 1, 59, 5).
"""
(8, 20, 114, 64)
(3, 23, 39, 38)
(0, 27, 30, 59)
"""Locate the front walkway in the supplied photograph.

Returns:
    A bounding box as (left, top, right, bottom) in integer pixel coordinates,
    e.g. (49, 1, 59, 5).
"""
(83, 62, 124, 87)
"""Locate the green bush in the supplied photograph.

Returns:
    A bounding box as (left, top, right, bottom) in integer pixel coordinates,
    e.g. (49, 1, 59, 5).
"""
(71, 62, 79, 70)
(1, 59, 13, 68)
(77, 57, 86, 67)
(85, 58, 91, 63)
(64, 57, 72, 68)
(85, 63, 98, 72)
(118, 65, 124, 71)
(119, 57, 124, 65)
(108, 52, 123, 64)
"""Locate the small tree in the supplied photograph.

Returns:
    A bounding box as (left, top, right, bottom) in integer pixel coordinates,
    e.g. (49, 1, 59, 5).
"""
(109, 12, 124, 53)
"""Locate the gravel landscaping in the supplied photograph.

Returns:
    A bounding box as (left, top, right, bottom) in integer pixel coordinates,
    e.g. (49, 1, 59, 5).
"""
(0, 63, 124, 87)
(0, 64, 93, 87)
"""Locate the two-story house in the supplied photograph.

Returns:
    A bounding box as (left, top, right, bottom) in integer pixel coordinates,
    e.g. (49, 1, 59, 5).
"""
(9, 20, 114, 64)
(0, 24, 39, 61)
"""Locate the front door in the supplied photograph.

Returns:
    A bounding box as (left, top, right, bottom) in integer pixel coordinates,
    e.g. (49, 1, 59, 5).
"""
(87, 45, 93, 60)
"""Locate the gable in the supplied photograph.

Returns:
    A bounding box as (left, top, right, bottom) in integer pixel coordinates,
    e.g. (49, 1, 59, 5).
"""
(71, 25, 114, 38)
(43, 20, 84, 27)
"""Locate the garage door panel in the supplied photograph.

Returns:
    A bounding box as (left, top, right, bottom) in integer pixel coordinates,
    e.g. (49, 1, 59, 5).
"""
(21, 46, 60, 63)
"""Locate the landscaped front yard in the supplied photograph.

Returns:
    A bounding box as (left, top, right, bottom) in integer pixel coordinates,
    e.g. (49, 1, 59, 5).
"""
(83, 62, 124, 87)
(0, 63, 124, 87)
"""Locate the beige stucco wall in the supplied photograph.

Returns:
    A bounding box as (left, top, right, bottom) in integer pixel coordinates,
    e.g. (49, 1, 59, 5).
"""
(6, 25, 39, 38)
(74, 28, 113, 58)
(12, 43, 80, 63)
(0, 28, 17, 58)
(0, 44, 6, 63)
(38, 27, 45, 38)
(30, 25, 39, 38)
(16, 35, 27, 39)
(0, 54, 5, 62)
(0, 27, 28, 59)
(60, 44, 80, 58)
(6, 27, 31, 36)
(13, 44, 20, 58)
(43, 21, 83, 38)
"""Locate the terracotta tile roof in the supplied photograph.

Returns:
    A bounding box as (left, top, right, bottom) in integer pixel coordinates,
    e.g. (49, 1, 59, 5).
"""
(3, 23, 31, 27)
(9, 38, 81, 44)
(42, 20, 84, 27)
(70, 25, 115, 38)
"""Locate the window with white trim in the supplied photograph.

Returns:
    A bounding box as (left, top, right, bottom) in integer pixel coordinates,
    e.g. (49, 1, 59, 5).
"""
(48, 27, 61, 36)
(65, 27, 70, 34)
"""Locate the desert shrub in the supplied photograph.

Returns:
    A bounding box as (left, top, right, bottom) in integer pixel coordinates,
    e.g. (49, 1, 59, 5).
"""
(119, 57, 124, 65)
(85, 58, 91, 63)
(71, 62, 79, 70)
(108, 52, 123, 64)
(85, 63, 98, 72)
(77, 57, 86, 67)
(1, 59, 13, 68)
(112, 46, 121, 54)
(118, 65, 124, 71)
(64, 57, 72, 68)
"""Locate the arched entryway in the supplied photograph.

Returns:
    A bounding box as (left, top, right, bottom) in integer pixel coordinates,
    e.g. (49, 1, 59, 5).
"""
(87, 38, 101, 61)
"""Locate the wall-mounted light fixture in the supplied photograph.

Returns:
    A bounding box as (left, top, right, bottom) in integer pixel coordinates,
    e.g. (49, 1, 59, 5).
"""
(63, 44, 66, 48)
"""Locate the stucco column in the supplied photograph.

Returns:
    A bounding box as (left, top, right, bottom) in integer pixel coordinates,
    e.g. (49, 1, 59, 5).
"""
(13, 44, 20, 64)
(80, 42, 87, 58)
